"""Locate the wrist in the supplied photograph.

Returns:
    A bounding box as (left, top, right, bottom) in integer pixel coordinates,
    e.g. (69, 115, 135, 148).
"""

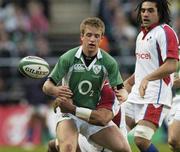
(75, 107, 92, 121)
(117, 83, 124, 90)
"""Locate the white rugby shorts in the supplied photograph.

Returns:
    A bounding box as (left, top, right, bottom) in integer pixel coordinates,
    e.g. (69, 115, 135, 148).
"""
(124, 102, 170, 127)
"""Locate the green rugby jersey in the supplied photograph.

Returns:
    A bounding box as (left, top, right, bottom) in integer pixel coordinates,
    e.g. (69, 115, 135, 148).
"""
(49, 46, 123, 109)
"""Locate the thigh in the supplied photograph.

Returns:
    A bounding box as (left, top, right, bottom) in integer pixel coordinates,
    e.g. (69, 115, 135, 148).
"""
(123, 102, 136, 129)
(172, 97, 180, 121)
(90, 125, 130, 151)
(56, 119, 78, 145)
(168, 120, 180, 140)
(136, 103, 170, 127)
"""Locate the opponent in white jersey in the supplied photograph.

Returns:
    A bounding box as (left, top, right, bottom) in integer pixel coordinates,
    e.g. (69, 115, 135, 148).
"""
(168, 49, 180, 152)
(123, 1, 179, 152)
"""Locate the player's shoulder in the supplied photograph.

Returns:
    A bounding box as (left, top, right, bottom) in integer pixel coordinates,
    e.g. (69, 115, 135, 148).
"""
(61, 46, 79, 59)
(100, 49, 117, 64)
(156, 24, 177, 37)
(58, 46, 80, 65)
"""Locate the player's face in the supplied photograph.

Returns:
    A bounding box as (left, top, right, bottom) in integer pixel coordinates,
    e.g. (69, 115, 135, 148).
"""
(81, 25, 103, 56)
(140, 2, 159, 28)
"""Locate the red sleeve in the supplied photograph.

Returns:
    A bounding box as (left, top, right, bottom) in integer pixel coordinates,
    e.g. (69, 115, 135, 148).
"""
(164, 25, 179, 59)
(96, 83, 115, 111)
(112, 109, 121, 126)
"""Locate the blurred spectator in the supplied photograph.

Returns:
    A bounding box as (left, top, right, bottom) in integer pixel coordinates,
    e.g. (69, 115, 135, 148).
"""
(0, 31, 18, 83)
(1, 0, 51, 19)
(112, 8, 137, 56)
(34, 34, 51, 57)
(97, 0, 119, 55)
(93, 0, 138, 56)
(16, 36, 33, 57)
(0, 31, 17, 57)
(0, 3, 30, 33)
(27, 1, 49, 34)
(119, 0, 139, 27)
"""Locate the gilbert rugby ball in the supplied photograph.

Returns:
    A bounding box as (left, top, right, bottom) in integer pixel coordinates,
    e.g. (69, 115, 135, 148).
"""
(18, 56, 50, 79)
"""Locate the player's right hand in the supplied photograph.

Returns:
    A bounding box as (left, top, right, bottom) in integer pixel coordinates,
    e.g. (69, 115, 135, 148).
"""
(139, 78, 148, 97)
(53, 85, 73, 98)
(53, 97, 67, 113)
(53, 97, 75, 114)
(114, 88, 128, 103)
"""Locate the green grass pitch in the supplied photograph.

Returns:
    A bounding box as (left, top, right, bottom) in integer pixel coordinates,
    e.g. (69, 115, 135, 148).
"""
(0, 144, 172, 152)
(0, 126, 172, 152)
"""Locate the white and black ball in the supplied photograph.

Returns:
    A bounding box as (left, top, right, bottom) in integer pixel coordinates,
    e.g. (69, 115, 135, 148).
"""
(18, 56, 50, 79)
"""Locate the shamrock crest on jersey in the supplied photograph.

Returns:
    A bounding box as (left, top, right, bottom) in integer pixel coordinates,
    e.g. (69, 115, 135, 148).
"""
(93, 65, 101, 74)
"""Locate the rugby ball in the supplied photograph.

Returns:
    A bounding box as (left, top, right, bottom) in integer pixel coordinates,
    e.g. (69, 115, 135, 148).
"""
(18, 56, 50, 79)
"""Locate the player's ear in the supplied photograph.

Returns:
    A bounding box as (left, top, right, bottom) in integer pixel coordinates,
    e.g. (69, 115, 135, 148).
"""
(101, 36, 104, 40)
(80, 33, 84, 41)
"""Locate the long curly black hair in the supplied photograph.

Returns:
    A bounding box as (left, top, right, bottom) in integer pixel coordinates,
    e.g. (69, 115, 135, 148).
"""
(136, 0, 171, 25)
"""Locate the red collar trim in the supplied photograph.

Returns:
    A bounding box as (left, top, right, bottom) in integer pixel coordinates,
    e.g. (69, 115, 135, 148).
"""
(141, 23, 159, 33)
(141, 23, 159, 39)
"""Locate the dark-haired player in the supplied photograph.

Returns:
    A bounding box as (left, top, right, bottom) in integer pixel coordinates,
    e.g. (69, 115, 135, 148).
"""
(124, 0, 179, 152)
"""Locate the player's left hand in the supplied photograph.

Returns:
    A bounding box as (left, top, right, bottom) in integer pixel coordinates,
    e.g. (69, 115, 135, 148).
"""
(53, 97, 67, 113)
(114, 88, 128, 103)
(139, 78, 149, 97)
(53, 97, 76, 114)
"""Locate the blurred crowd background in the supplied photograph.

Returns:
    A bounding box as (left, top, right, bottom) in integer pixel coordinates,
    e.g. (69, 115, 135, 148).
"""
(0, 0, 179, 148)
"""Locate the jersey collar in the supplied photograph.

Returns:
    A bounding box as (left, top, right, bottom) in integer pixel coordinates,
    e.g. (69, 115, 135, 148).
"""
(141, 23, 159, 34)
(75, 46, 102, 59)
(141, 23, 159, 39)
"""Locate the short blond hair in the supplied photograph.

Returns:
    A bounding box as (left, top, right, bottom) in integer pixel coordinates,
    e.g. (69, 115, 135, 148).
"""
(80, 17, 105, 36)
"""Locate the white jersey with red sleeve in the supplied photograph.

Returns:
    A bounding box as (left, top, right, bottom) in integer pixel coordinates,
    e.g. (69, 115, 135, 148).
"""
(128, 24, 179, 107)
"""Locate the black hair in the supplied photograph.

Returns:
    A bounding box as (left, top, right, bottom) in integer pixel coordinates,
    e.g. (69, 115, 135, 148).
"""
(136, 0, 171, 25)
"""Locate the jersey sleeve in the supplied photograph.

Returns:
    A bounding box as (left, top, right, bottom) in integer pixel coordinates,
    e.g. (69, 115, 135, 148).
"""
(158, 25, 179, 61)
(48, 56, 69, 85)
(96, 82, 121, 116)
(103, 52, 123, 87)
(108, 60, 123, 87)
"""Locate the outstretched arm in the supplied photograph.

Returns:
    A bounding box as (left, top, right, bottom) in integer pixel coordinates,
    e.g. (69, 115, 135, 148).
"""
(53, 82, 119, 126)
(54, 98, 113, 126)
(42, 79, 73, 98)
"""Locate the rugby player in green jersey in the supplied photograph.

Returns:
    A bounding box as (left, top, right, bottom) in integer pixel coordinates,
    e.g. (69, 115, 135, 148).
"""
(43, 17, 129, 152)
(48, 82, 131, 152)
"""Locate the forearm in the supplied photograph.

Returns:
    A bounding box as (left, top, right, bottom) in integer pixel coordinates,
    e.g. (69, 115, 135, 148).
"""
(124, 74, 135, 93)
(66, 105, 113, 126)
(42, 80, 57, 97)
(88, 109, 113, 126)
(145, 59, 177, 81)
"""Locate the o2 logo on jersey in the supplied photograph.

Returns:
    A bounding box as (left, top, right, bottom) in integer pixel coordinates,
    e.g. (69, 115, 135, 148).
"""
(78, 80, 94, 96)
(93, 65, 101, 74)
(74, 64, 85, 72)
